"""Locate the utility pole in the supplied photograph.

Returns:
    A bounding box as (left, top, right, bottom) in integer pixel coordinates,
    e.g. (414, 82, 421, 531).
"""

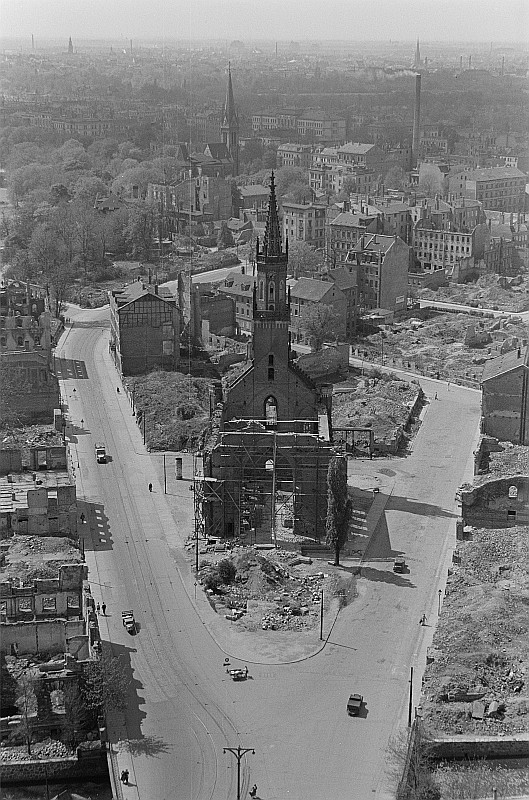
(224, 745, 255, 800)
(163, 454, 167, 494)
(270, 430, 278, 549)
(408, 666, 414, 727)
(319, 589, 324, 640)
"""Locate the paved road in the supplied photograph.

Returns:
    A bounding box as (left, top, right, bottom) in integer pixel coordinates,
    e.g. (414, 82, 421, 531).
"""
(58, 304, 481, 800)
(57, 307, 241, 800)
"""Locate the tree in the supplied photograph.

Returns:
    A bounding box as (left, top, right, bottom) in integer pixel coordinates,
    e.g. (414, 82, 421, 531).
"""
(386, 724, 441, 800)
(125, 200, 157, 260)
(62, 682, 90, 748)
(298, 303, 339, 351)
(384, 166, 407, 191)
(283, 183, 314, 205)
(287, 241, 324, 279)
(418, 165, 444, 198)
(80, 653, 130, 714)
(274, 166, 308, 199)
(217, 221, 235, 249)
(325, 455, 351, 567)
(15, 669, 42, 755)
(28, 223, 74, 317)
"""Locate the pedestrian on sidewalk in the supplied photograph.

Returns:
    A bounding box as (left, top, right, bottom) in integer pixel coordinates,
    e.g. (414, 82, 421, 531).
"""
(102, 603, 107, 616)
(120, 769, 129, 784)
(148, 483, 153, 492)
(434, 392, 438, 400)
(96, 603, 101, 615)
(249, 785, 257, 798)
(80, 512, 85, 524)
(419, 613, 427, 626)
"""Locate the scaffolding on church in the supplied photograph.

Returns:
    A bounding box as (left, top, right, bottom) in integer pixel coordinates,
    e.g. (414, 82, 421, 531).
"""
(199, 424, 333, 545)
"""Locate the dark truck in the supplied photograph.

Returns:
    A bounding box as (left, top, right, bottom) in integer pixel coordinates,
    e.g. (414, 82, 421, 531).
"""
(95, 443, 106, 464)
(347, 693, 363, 716)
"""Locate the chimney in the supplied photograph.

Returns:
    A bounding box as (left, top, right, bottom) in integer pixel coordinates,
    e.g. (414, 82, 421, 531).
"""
(411, 73, 421, 170)
(518, 348, 521, 358)
(154, 284, 159, 295)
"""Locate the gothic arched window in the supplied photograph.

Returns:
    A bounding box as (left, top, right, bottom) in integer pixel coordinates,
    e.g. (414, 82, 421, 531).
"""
(264, 396, 277, 426)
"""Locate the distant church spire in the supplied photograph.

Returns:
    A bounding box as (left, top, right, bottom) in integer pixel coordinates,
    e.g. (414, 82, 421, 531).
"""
(263, 172, 282, 258)
(414, 38, 421, 69)
(221, 62, 239, 175)
(68, 37, 74, 55)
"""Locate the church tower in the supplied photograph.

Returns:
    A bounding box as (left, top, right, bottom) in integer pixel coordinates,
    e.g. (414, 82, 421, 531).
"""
(222, 174, 318, 423)
(221, 63, 239, 175)
(253, 172, 289, 369)
(68, 37, 74, 55)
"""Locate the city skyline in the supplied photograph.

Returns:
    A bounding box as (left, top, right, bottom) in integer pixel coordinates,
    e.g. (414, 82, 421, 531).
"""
(1, 0, 528, 43)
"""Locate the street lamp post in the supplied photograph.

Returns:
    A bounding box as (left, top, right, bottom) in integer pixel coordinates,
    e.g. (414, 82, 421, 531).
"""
(319, 589, 324, 641)
(438, 588, 442, 615)
(224, 745, 255, 800)
(407, 666, 414, 727)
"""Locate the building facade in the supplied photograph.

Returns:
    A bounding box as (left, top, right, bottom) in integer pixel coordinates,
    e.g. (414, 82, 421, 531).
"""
(448, 166, 526, 213)
(282, 201, 326, 249)
(481, 347, 529, 445)
(109, 283, 180, 376)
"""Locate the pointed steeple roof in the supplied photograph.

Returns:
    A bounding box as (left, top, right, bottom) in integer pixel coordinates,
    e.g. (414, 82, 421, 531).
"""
(263, 172, 282, 257)
(222, 63, 238, 128)
(414, 38, 421, 67)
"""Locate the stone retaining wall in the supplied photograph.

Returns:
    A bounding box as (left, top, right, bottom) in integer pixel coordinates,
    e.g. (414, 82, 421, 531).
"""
(0, 752, 108, 783)
(430, 733, 529, 760)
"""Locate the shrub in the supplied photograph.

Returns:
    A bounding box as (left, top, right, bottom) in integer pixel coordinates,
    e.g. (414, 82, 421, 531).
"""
(217, 559, 236, 584)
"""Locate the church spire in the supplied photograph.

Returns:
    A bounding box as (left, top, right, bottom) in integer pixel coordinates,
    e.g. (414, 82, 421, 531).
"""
(414, 38, 421, 68)
(222, 62, 238, 128)
(263, 172, 282, 258)
(68, 36, 74, 55)
(221, 62, 239, 175)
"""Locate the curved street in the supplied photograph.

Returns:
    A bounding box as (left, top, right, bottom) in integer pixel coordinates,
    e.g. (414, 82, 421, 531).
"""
(57, 302, 482, 799)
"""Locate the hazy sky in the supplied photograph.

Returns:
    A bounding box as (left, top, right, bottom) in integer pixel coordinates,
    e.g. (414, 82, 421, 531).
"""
(1, 0, 528, 42)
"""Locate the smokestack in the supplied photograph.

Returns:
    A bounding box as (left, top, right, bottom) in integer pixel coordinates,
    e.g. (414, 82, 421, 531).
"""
(130, 39, 133, 54)
(460, 55, 463, 71)
(501, 56, 505, 76)
(468, 55, 472, 70)
(31, 34, 34, 50)
(411, 73, 421, 170)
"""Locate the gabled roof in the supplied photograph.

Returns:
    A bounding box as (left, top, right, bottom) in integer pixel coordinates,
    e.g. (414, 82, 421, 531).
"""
(330, 212, 375, 228)
(482, 346, 528, 382)
(352, 234, 397, 255)
(338, 142, 376, 155)
(326, 267, 357, 290)
(465, 166, 526, 181)
(204, 142, 232, 161)
(290, 277, 336, 302)
(218, 272, 255, 298)
(239, 184, 270, 197)
(112, 282, 176, 309)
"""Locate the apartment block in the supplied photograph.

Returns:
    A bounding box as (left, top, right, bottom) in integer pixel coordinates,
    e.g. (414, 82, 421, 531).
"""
(282, 201, 326, 249)
(346, 234, 410, 314)
(448, 166, 526, 213)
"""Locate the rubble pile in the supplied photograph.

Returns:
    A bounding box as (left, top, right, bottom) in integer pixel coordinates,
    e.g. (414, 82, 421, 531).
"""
(421, 525, 529, 736)
(420, 273, 529, 313)
(332, 375, 421, 445)
(356, 311, 527, 385)
(196, 547, 353, 633)
(0, 738, 72, 762)
(0, 426, 63, 463)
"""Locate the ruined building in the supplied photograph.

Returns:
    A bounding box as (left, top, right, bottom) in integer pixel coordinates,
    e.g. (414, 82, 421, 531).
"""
(201, 175, 334, 542)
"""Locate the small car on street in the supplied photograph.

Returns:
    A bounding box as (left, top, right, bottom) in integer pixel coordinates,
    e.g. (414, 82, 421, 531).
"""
(347, 693, 363, 716)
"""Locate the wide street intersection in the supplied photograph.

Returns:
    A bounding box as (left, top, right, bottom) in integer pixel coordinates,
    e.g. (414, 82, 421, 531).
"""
(58, 302, 481, 799)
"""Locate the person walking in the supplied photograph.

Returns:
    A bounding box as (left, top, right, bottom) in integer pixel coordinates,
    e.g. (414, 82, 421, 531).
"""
(96, 603, 101, 615)
(419, 613, 427, 626)
(249, 785, 257, 798)
(148, 483, 153, 492)
(80, 512, 85, 524)
(434, 392, 438, 400)
(101, 603, 107, 616)
(120, 769, 129, 784)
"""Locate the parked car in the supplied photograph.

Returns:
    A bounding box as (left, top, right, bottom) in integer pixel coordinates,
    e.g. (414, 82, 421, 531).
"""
(347, 693, 363, 716)
(393, 557, 406, 573)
